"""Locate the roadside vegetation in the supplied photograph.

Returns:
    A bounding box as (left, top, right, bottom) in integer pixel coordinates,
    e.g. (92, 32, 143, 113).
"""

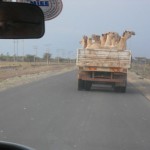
(130, 57, 150, 79)
(0, 53, 76, 82)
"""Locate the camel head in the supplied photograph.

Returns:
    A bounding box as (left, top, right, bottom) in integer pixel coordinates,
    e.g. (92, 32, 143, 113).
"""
(92, 34, 100, 42)
(101, 33, 108, 43)
(86, 37, 93, 49)
(113, 32, 121, 43)
(123, 30, 135, 39)
(87, 37, 92, 44)
(101, 33, 108, 39)
(107, 32, 116, 38)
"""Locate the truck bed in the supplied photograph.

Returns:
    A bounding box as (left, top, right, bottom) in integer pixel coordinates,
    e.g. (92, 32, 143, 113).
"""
(76, 48, 131, 69)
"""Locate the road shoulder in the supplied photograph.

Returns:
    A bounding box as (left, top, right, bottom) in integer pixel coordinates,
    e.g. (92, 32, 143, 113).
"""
(128, 71, 150, 100)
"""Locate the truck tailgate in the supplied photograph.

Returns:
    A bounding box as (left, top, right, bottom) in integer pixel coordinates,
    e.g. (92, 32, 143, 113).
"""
(76, 48, 131, 68)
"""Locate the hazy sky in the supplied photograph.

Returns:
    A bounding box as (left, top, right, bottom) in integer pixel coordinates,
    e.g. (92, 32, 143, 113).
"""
(0, 0, 150, 58)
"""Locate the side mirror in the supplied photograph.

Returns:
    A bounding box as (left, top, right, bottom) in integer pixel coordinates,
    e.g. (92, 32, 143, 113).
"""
(0, 2, 45, 39)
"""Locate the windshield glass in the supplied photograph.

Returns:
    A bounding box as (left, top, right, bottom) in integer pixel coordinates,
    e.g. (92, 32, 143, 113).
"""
(0, 0, 150, 150)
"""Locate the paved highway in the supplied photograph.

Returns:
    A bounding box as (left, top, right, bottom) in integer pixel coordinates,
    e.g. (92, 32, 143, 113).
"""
(0, 70, 150, 150)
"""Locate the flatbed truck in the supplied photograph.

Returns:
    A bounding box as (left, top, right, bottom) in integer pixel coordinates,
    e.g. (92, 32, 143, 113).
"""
(76, 48, 132, 92)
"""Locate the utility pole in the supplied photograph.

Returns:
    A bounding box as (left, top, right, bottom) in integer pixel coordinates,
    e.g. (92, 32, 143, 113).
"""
(57, 49, 60, 64)
(34, 46, 38, 64)
(57, 49, 64, 64)
(13, 40, 16, 62)
(46, 49, 48, 65)
(22, 40, 24, 62)
(44, 44, 51, 65)
(45, 48, 50, 65)
(16, 40, 18, 62)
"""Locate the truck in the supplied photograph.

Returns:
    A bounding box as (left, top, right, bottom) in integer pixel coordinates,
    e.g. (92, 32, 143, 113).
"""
(76, 48, 132, 92)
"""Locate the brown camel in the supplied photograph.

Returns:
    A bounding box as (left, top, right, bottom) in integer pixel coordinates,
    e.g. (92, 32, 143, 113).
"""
(110, 32, 121, 48)
(80, 35, 88, 49)
(117, 31, 135, 50)
(86, 37, 93, 49)
(104, 32, 116, 48)
(88, 34, 101, 49)
(100, 33, 108, 47)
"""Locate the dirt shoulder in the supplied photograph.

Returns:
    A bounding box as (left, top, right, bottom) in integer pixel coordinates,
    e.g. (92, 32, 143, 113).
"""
(128, 70, 150, 100)
(0, 63, 76, 92)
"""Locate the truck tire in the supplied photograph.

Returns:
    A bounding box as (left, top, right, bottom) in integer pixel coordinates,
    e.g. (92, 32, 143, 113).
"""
(114, 87, 120, 92)
(78, 79, 84, 91)
(120, 86, 126, 93)
(85, 81, 92, 91)
(120, 81, 127, 93)
(114, 86, 126, 93)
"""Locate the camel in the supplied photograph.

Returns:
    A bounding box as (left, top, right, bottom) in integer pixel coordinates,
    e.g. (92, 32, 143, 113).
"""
(88, 34, 101, 49)
(92, 34, 101, 44)
(117, 31, 135, 50)
(110, 32, 121, 48)
(104, 32, 116, 48)
(80, 35, 88, 49)
(86, 37, 92, 49)
(100, 33, 107, 47)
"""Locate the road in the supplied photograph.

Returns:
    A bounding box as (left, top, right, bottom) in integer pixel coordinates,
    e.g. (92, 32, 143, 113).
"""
(0, 70, 150, 150)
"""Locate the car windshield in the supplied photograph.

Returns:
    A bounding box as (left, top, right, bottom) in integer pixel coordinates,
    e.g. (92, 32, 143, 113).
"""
(0, 0, 150, 150)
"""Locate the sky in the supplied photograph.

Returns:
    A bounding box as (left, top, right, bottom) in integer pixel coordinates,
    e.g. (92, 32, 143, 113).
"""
(0, 0, 150, 58)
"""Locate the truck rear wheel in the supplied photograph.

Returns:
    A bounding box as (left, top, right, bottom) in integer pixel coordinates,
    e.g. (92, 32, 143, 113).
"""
(85, 81, 92, 91)
(114, 87, 119, 92)
(78, 79, 84, 91)
(114, 86, 126, 93)
(120, 86, 126, 93)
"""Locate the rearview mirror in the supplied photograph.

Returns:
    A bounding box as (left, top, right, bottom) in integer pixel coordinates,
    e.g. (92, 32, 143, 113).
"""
(0, 2, 45, 39)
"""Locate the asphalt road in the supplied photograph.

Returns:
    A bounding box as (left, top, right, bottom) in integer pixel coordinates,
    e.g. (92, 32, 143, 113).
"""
(0, 70, 150, 150)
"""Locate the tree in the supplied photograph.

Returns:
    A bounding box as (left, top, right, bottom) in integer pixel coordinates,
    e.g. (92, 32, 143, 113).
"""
(24, 55, 35, 62)
(43, 52, 51, 64)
